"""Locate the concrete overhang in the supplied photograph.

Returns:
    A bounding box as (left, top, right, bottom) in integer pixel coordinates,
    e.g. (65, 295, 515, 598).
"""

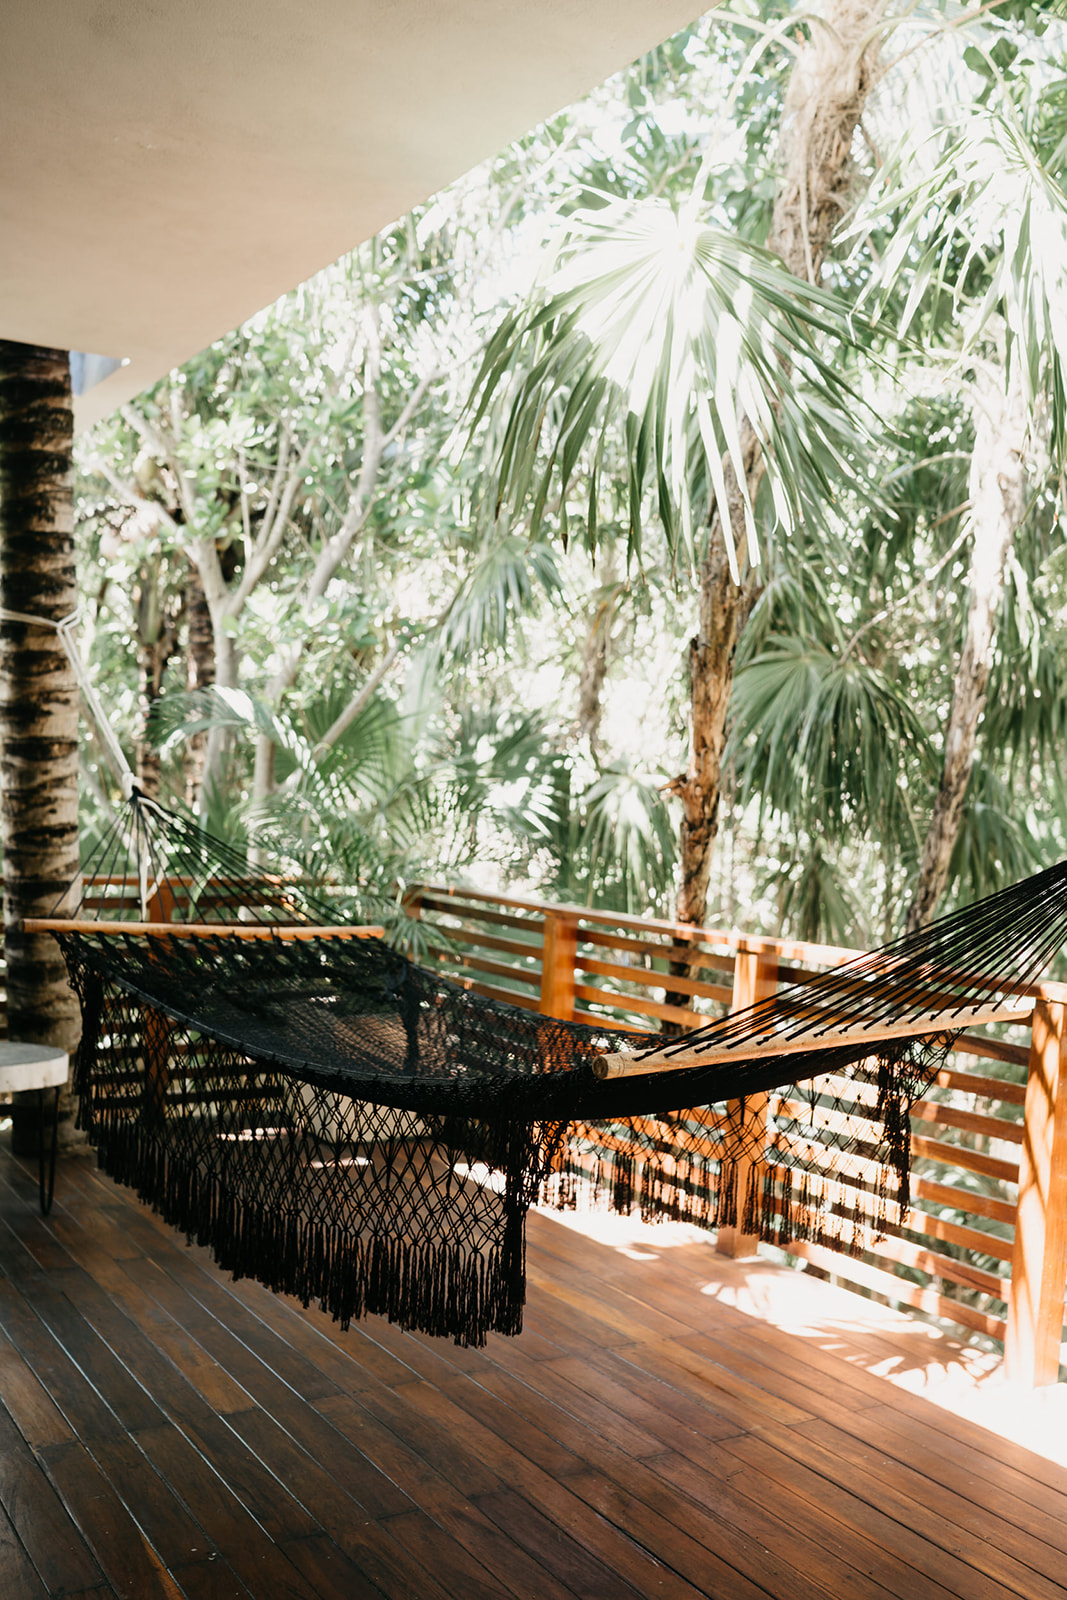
(1, 0, 703, 430)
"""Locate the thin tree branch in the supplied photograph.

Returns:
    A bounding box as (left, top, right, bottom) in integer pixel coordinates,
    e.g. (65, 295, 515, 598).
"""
(121, 402, 198, 528)
(228, 440, 313, 614)
(307, 637, 406, 763)
(88, 461, 184, 540)
(258, 420, 292, 548)
(238, 447, 252, 550)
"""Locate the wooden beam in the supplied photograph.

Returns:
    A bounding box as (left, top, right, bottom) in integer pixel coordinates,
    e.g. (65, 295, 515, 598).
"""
(22, 918, 384, 941)
(539, 911, 578, 1023)
(716, 948, 779, 1259)
(1004, 990, 1067, 1387)
(592, 998, 1033, 1079)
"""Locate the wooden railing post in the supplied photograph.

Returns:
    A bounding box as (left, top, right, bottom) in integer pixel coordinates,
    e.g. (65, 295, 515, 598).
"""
(717, 942, 778, 1258)
(143, 881, 177, 1124)
(540, 912, 578, 1022)
(146, 881, 176, 925)
(1004, 987, 1067, 1386)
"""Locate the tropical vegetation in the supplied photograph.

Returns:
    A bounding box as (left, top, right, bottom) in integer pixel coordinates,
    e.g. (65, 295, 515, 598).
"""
(67, 0, 1067, 953)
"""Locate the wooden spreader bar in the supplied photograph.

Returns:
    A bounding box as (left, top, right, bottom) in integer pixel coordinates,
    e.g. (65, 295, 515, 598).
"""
(23, 918, 385, 942)
(591, 998, 1034, 1079)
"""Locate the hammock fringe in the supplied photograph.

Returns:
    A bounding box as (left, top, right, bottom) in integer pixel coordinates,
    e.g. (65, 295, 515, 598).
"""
(78, 1095, 526, 1345)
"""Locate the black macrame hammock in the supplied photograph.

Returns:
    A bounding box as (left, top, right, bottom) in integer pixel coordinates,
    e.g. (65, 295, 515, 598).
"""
(37, 791, 1067, 1346)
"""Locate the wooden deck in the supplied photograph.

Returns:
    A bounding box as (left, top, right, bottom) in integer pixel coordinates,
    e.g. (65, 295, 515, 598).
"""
(2, 1143, 1067, 1600)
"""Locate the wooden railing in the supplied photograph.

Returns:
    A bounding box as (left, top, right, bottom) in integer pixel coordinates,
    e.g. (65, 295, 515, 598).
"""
(408, 881, 1067, 1389)
(5, 875, 1065, 1386)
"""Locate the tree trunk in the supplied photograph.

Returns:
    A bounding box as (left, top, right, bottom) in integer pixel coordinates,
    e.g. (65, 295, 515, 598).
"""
(768, 0, 889, 282)
(252, 732, 276, 807)
(199, 628, 238, 809)
(183, 562, 214, 806)
(672, 0, 888, 936)
(133, 560, 179, 801)
(671, 435, 765, 929)
(577, 559, 617, 765)
(0, 340, 81, 1150)
(905, 366, 1027, 930)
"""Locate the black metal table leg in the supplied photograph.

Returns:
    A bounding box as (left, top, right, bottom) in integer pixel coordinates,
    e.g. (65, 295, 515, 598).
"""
(38, 1083, 60, 1215)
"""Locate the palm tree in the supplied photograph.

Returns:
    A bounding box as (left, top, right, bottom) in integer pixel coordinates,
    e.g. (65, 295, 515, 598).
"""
(470, 0, 894, 933)
(473, 3, 1067, 941)
(0, 339, 81, 1147)
(855, 99, 1067, 926)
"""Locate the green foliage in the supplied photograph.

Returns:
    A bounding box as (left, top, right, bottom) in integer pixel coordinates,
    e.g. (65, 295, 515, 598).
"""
(554, 763, 677, 916)
(73, 2, 1067, 948)
(469, 195, 878, 575)
(855, 105, 1067, 466)
(728, 636, 931, 847)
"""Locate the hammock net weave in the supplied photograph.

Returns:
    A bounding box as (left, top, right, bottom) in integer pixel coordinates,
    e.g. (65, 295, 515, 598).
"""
(52, 793, 1067, 1345)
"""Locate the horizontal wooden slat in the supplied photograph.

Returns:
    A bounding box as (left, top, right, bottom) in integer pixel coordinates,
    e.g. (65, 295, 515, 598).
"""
(573, 982, 704, 1029)
(897, 1207, 1014, 1264)
(570, 1008, 646, 1033)
(760, 1160, 987, 1243)
(784, 1239, 1008, 1342)
(626, 1115, 724, 1160)
(864, 1233, 1007, 1299)
(562, 1122, 724, 1167)
(416, 896, 544, 937)
(766, 1133, 887, 1190)
(775, 1097, 879, 1144)
(761, 1189, 1011, 1291)
(423, 962, 543, 1013)
(805, 1062, 1021, 1116)
(913, 1174, 1016, 1226)
(909, 1099, 1023, 1145)
(950, 1033, 1030, 1069)
(428, 927, 542, 962)
(580, 926, 737, 978)
(930, 1065, 1026, 1103)
(575, 953, 731, 1005)
(910, 1133, 1019, 1185)
(416, 882, 863, 963)
(424, 946, 540, 992)
(679, 1105, 729, 1134)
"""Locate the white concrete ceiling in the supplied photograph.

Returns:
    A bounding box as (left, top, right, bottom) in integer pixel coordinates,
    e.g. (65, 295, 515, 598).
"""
(1, 0, 702, 429)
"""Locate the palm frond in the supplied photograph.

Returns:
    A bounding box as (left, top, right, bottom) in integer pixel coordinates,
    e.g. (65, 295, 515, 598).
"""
(469, 196, 881, 577)
(440, 536, 564, 656)
(561, 763, 676, 915)
(727, 636, 932, 845)
(852, 108, 1067, 463)
(760, 843, 867, 948)
(945, 763, 1044, 905)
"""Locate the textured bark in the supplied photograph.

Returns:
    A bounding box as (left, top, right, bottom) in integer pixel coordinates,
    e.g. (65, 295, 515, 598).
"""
(200, 624, 238, 806)
(905, 369, 1028, 931)
(769, 0, 890, 283)
(183, 562, 214, 805)
(672, 0, 887, 935)
(133, 562, 180, 801)
(577, 571, 616, 763)
(0, 340, 81, 1146)
(670, 433, 765, 929)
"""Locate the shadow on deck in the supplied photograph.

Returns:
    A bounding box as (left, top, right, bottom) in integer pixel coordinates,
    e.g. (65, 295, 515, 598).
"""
(1, 1139, 1066, 1600)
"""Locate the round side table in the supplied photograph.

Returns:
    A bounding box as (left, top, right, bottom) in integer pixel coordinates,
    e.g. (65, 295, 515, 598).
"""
(0, 1042, 69, 1214)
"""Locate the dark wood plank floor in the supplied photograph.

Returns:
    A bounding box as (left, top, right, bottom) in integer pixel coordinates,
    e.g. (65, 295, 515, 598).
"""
(0, 1141, 1065, 1600)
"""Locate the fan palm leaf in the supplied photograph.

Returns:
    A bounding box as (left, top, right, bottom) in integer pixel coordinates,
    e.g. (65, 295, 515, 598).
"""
(854, 107, 1067, 464)
(727, 636, 932, 844)
(468, 196, 880, 577)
